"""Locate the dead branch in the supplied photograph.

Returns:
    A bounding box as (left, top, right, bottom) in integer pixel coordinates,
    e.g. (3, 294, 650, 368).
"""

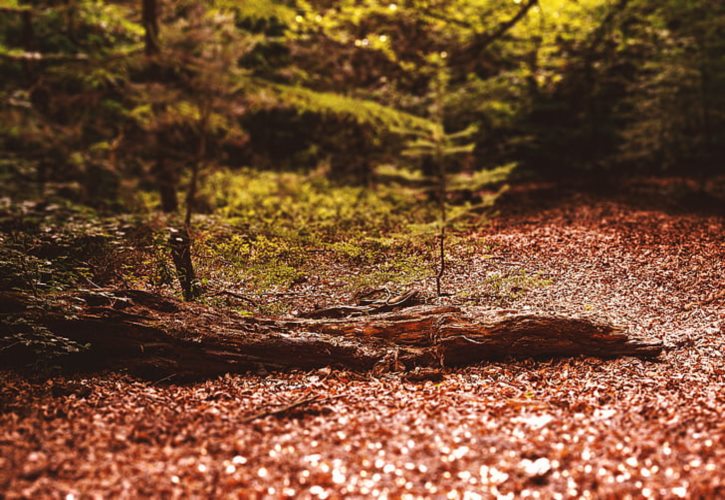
(0, 289, 663, 380)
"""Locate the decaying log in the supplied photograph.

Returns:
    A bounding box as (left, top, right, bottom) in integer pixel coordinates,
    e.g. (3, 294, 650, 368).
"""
(0, 289, 663, 379)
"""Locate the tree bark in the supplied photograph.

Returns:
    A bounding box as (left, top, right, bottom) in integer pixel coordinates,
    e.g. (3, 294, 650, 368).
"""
(168, 226, 200, 301)
(0, 289, 663, 380)
(20, 9, 35, 79)
(142, 0, 160, 56)
(154, 157, 179, 213)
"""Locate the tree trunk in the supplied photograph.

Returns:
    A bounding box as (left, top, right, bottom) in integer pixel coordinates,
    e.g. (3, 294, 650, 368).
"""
(168, 107, 207, 302)
(169, 226, 200, 301)
(142, 0, 159, 56)
(20, 10, 34, 79)
(153, 157, 179, 213)
(0, 289, 664, 380)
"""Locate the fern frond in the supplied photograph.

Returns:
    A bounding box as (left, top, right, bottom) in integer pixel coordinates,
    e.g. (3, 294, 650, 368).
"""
(441, 144, 475, 155)
(449, 163, 516, 191)
(445, 124, 479, 140)
(248, 79, 435, 132)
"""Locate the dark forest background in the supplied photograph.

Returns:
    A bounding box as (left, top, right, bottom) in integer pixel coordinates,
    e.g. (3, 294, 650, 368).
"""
(3, 0, 723, 190)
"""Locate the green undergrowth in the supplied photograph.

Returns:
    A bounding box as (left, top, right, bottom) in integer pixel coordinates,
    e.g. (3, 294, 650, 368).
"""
(193, 168, 440, 294)
(0, 168, 494, 305)
(0, 199, 164, 293)
(0, 201, 158, 364)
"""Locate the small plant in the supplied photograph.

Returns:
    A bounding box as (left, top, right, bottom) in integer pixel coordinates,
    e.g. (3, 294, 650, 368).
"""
(395, 54, 514, 296)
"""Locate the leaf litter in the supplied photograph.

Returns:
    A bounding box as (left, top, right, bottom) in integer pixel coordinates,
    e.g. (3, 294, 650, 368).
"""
(0, 193, 723, 498)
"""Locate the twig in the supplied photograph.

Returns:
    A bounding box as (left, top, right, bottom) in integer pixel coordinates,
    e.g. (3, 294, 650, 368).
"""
(213, 290, 257, 306)
(301, 289, 420, 318)
(0, 341, 23, 352)
(356, 286, 393, 305)
(151, 373, 177, 385)
(242, 394, 345, 423)
(83, 275, 102, 289)
(299, 305, 369, 319)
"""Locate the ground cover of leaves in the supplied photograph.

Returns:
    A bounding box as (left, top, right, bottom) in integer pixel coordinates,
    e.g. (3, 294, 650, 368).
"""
(1, 188, 723, 498)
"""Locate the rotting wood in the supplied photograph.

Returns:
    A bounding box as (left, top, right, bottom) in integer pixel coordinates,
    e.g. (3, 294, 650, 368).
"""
(0, 289, 664, 380)
(299, 289, 421, 319)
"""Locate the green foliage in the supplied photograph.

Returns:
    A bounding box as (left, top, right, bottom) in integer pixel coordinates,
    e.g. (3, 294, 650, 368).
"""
(245, 261, 303, 290)
(0, 200, 168, 292)
(194, 168, 432, 292)
(346, 253, 430, 292)
(400, 123, 476, 160)
(0, 0, 721, 309)
(0, 214, 111, 292)
(201, 167, 416, 236)
(449, 163, 516, 193)
(2, 0, 722, 193)
(208, 231, 303, 289)
(252, 80, 435, 132)
(1, 316, 90, 367)
(614, 0, 725, 170)
(394, 56, 515, 223)
(223, 0, 296, 23)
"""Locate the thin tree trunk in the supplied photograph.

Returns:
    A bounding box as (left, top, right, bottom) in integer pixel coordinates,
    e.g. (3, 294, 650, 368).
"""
(170, 107, 208, 301)
(142, 0, 159, 56)
(169, 226, 198, 301)
(185, 135, 203, 227)
(155, 157, 179, 213)
(436, 158, 447, 297)
(139, 0, 196, 300)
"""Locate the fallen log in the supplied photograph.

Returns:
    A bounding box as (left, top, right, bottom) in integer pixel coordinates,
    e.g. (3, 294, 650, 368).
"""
(0, 289, 663, 379)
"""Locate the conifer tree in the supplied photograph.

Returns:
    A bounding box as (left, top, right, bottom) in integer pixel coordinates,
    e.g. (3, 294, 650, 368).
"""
(396, 55, 513, 296)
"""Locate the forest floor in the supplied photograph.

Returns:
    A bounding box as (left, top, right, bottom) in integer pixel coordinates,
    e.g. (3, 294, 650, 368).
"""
(1, 182, 723, 498)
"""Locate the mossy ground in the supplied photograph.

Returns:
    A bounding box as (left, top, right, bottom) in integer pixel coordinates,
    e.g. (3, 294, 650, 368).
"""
(0, 169, 545, 317)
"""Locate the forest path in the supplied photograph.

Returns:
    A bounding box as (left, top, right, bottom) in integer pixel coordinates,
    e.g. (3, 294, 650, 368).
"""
(1, 191, 722, 497)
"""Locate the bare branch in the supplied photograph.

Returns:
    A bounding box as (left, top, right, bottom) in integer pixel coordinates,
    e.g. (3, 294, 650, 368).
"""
(472, 0, 539, 53)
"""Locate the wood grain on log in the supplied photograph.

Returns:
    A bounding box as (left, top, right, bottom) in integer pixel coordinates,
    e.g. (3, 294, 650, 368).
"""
(0, 289, 663, 379)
